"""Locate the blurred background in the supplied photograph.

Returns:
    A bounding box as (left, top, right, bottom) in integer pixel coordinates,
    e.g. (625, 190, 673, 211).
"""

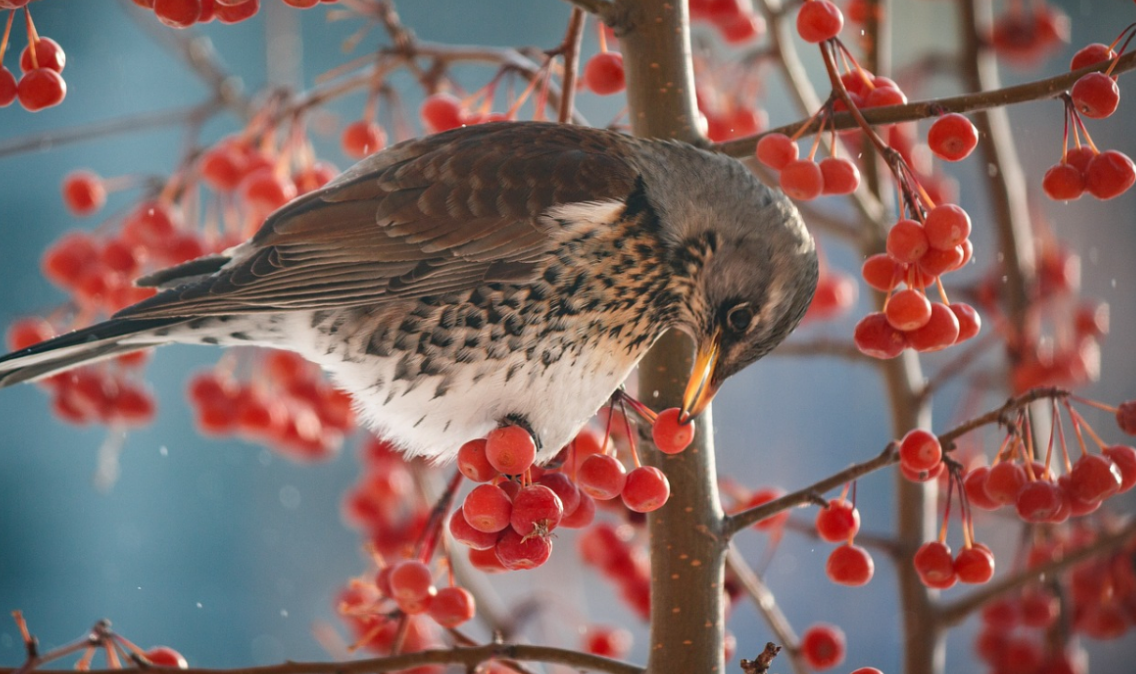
(0, 1, 1133, 672)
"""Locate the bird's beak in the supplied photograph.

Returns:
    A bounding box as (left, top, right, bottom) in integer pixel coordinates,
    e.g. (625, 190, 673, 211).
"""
(680, 330, 721, 423)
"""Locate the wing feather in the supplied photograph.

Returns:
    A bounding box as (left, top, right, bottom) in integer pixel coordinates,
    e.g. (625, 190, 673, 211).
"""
(114, 123, 641, 320)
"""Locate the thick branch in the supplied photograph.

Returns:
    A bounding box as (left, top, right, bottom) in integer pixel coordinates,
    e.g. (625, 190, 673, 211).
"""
(936, 519, 1136, 628)
(0, 644, 643, 674)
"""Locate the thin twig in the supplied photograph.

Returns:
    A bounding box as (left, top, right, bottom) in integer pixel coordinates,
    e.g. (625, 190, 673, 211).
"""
(556, 8, 587, 124)
(769, 338, 874, 363)
(0, 102, 223, 160)
(936, 518, 1136, 628)
(725, 545, 808, 674)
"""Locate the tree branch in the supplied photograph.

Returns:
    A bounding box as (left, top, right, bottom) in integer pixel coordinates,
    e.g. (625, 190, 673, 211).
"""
(0, 644, 643, 674)
(724, 443, 899, 537)
(712, 50, 1136, 158)
(936, 519, 1136, 628)
(725, 545, 809, 674)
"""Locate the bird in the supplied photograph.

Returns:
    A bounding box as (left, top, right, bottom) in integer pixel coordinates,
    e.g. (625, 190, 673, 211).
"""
(0, 122, 818, 463)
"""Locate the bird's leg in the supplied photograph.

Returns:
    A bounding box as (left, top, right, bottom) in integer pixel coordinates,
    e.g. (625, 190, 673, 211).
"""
(609, 387, 659, 425)
(500, 412, 543, 450)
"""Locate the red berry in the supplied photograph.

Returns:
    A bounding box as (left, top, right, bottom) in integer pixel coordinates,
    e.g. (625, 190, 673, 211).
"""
(1070, 43, 1116, 71)
(854, 312, 907, 359)
(621, 466, 671, 513)
(861, 253, 901, 292)
(984, 462, 1026, 505)
(825, 543, 874, 586)
(719, 14, 766, 45)
(733, 487, 790, 531)
(1118, 400, 1136, 435)
(457, 438, 497, 482)
(20, 37, 66, 74)
(927, 114, 978, 162)
(1085, 150, 1135, 200)
(510, 484, 563, 536)
(899, 429, 942, 473)
(582, 625, 633, 659)
(805, 271, 857, 320)
(215, 0, 260, 24)
(0, 67, 16, 107)
(6, 316, 54, 351)
(886, 219, 929, 263)
(584, 52, 626, 95)
(536, 472, 580, 517)
(61, 171, 107, 216)
(1071, 72, 1119, 119)
(779, 159, 824, 201)
(819, 156, 861, 194)
(494, 528, 552, 570)
(144, 647, 187, 669)
(576, 454, 627, 500)
(652, 407, 695, 454)
(388, 560, 436, 613)
(420, 92, 466, 133)
(963, 466, 1001, 510)
(815, 498, 859, 543)
(239, 168, 296, 213)
(1042, 162, 1085, 201)
(800, 623, 845, 670)
(906, 302, 960, 352)
(427, 586, 475, 627)
(448, 509, 499, 550)
(885, 288, 932, 331)
(1067, 453, 1122, 503)
(955, 545, 995, 584)
(341, 120, 386, 159)
(560, 492, 595, 528)
(1103, 445, 1136, 492)
(154, 0, 202, 27)
(796, 0, 843, 43)
(467, 546, 507, 573)
(901, 459, 945, 483)
(17, 68, 66, 111)
(755, 133, 799, 170)
(485, 426, 537, 475)
(923, 204, 971, 251)
(913, 541, 956, 589)
(1014, 480, 1062, 522)
(865, 85, 906, 107)
(462, 484, 513, 533)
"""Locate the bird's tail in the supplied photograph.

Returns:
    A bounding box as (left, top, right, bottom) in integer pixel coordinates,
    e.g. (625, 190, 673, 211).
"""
(0, 317, 184, 389)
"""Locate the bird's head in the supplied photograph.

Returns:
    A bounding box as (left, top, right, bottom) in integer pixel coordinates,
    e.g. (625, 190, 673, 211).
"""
(636, 142, 819, 421)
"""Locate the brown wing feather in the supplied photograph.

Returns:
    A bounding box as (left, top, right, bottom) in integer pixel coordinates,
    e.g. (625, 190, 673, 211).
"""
(114, 123, 641, 320)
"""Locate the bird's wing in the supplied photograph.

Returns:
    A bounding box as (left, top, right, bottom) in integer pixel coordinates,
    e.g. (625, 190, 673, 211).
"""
(114, 122, 641, 320)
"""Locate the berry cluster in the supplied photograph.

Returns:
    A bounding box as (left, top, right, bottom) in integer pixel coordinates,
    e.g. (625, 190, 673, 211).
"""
(689, 0, 767, 45)
(855, 206, 981, 358)
(134, 0, 333, 30)
(1042, 32, 1136, 202)
(975, 521, 1136, 674)
(989, 1, 1069, 68)
(817, 494, 875, 587)
(578, 522, 651, 619)
(0, 8, 67, 111)
(187, 350, 354, 461)
(6, 317, 156, 427)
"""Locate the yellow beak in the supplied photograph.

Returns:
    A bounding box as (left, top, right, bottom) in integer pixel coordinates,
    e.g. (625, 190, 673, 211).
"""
(680, 331, 721, 423)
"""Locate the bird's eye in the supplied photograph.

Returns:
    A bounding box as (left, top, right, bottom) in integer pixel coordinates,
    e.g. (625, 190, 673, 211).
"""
(725, 303, 755, 333)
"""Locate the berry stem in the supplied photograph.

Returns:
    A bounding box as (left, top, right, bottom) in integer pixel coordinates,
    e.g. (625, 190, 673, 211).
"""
(0, 11, 13, 62)
(22, 7, 38, 70)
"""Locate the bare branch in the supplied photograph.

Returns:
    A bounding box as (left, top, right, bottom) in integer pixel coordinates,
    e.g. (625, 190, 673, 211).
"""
(769, 338, 876, 363)
(556, 8, 587, 124)
(0, 643, 644, 674)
